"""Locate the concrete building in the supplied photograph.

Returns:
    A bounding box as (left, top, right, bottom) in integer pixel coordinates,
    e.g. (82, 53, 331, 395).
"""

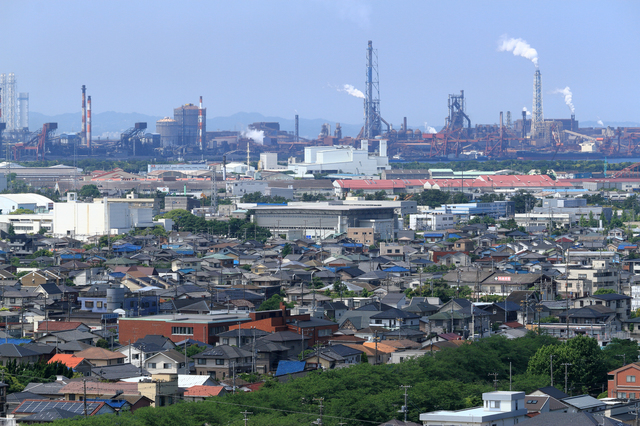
(418, 201, 515, 220)
(0, 213, 53, 234)
(0, 193, 53, 214)
(52, 193, 155, 241)
(147, 164, 210, 174)
(259, 153, 284, 170)
(288, 140, 390, 177)
(226, 180, 269, 197)
(250, 201, 398, 240)
(420, 391, 528, 426)
(346, 227, 376, 245)
(165, 196, 201, 212)
(118, 313, 252, 346)
(409, 212, 457, 231)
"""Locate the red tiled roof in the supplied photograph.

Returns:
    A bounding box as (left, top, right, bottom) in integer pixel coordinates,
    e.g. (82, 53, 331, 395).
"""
(241, 382, 264, 392)
(49, 354, 86, 369)
(184, 385, 225, 397)
(503, 321, 524, 329)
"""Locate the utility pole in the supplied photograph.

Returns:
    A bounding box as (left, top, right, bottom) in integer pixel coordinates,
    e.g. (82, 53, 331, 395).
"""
(617, 354, 627, 366)
(83, 379, 87, 417)
(241, 410, 252, 426)
(313, 397, 324, 426)
(561, 363, 572, 394)
(400, 385, 411, 422)
(488, 372, 499, 391)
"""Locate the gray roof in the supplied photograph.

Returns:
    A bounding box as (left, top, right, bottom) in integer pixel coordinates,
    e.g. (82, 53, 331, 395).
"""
(91, 363, 150, 381)
(192, 345, 252, 360)
(260, 331, 309, 343)
(0, 343, 40, 358)
(562, 395, 606, 410)
(520, 411, 623, 426)
(24, 381, 67, 395)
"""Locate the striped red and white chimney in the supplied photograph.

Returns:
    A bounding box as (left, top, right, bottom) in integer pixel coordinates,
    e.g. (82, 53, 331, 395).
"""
(87, 96, 92, 149)
(81, 85, 86, 144)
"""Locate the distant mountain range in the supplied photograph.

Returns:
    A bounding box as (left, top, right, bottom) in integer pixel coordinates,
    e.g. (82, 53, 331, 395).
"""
(29, 111, 367, 139)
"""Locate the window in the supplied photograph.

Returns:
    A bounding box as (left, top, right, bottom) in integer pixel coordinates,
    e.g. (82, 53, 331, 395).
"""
(148, 363, 156, 368)
(395, 249, 400, 254)
(163, 363, 172, 369)
(215, 359, 225, 365)
(172, 327, 193, 335)
(85, 301, 94, 308)
(223, 338, 229, 345)
(132, 354, 140, 360)
(618, 392, 627, 398)
(489, 400, 500, 408)
(318, 329, 333, 337)
(96, 301, 102, 308)
(197, 359, 206, 365)
(627, 375, 636, 383)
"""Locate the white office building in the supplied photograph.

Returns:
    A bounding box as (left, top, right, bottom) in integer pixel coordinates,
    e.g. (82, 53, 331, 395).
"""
(52, 193, 155, 240)
(288, 140, 390, 177)
(409, 213, 457, 231)
(0, 193, 53, 214)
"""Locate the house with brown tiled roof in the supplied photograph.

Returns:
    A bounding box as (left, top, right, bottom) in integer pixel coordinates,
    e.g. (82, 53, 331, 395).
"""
(35, 321, 90, 336)
(75, 347, 126, 367)
(58, 381, 140, 401)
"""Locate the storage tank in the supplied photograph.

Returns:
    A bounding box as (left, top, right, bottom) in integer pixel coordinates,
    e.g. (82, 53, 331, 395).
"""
(156, 117, 180, 147)
(173, 103, 204, 146)
(106, 287, 125, 311)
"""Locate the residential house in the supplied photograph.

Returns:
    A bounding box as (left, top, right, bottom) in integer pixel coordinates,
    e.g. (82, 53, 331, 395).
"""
(183, 385, 226, 402)
(304, 344, 363, 370)
(0, 343, 41, 366)
(48, 354, 93, 376)
(191, 345, 253, 379)
(144, 350, 190, 375)
(75, 347, 126, 366)
(608, 362, 640, 399)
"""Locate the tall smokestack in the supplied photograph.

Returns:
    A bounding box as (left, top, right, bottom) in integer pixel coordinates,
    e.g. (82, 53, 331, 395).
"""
(403, 117, 407, 132)
(81, 85, 86, 145)
(571, 114, 575, 131)
(87, 96, 92, 149)
(522, 110, 526, 139)
(198, 96, 204, 151)
(295, 114, 299, 142)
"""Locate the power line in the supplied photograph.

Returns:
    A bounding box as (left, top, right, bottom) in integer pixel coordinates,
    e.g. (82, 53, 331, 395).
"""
(204, 399, 383, 424)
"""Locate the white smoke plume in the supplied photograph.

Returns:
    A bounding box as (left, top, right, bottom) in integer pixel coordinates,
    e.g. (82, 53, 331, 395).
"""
(242, 129, 265, 145)
(523, 107, 531, 116)
(553, 86, 575, 113)
(424, 122, 437, 134)
(339, 84, 365, 99)
(498, 35, 539, 67)
(597, 119, 604, 127)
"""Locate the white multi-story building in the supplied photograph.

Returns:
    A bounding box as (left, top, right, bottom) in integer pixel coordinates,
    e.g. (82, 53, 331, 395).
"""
(52, 193, 154, 240)
(420, 391, 528, 426)
(409, 212, 457, 231)
(288, 140, 390, 177)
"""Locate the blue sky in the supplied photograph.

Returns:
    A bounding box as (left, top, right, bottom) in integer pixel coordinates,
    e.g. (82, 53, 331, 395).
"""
(3, 0, 638, 129)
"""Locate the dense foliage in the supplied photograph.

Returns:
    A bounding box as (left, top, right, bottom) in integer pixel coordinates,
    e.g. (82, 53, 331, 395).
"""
(156, 209, 271, 241)
(2, 361, 75, 394)
(36, 334, 636, 426)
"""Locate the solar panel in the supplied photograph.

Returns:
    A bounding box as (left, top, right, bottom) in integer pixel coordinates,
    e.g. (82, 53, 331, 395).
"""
(17, 400, 101, 415)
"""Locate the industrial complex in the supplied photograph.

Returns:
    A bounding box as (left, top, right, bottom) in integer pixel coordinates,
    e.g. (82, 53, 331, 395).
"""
(0, 40, 638, 164)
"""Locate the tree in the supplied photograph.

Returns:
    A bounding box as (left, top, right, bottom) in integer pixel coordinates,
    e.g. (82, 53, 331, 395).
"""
(78, 184, 101, 199)
(281, 243, 292, 257)
(9, 208, 34, 215)
(8, 224, 15, 236)
(256, 294, 293, 311)
(594, 288, 616, 295)
(511, 190, 537, 214)
(96, 339, 109, 349)
(527, 336, 606, 394)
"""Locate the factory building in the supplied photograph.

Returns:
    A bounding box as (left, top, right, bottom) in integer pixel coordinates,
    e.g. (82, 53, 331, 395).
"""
(249, 201, 399, 240)
(417, 201, 515, 220)
(173, 103, 206, 146)
(288, 140, 389, 177)
(0, 193, 53, 214)
(52, 193, 154, 241)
